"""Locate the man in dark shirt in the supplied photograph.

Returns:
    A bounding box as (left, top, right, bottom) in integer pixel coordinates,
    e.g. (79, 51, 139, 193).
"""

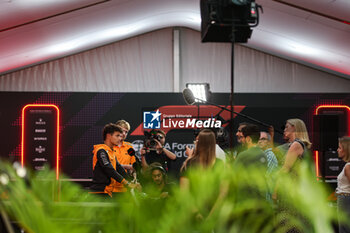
(140, 130, 176, 171)
(232, 122, 249, 160)
(233, 123, 268, 200)
(90, 123, 140, 197)
(234, 123, 267, 169)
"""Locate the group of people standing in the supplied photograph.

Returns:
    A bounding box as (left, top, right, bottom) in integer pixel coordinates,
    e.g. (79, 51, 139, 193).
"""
(90, 120, 176, 198)
(90, 120, 140, 197)
(90, 118, 350, 232)
(182, 118, 350, 233)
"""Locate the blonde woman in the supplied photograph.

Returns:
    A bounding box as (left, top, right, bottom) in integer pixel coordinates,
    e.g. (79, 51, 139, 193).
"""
(273, 119, 311, 200)
(272, 119, 312, 232)
(180, 129, 217, 189)
(280, 118, 312, 174)
(336, 136, 350, 233)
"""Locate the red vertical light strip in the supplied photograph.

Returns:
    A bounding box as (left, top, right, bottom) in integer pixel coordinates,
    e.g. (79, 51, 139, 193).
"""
(56, 106, 60, 180)
(21, 104, 60, 180)
(21, 106, 27, 167)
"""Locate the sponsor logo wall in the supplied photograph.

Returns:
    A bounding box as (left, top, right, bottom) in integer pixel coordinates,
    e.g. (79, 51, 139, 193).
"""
(0, 92, 349, 179)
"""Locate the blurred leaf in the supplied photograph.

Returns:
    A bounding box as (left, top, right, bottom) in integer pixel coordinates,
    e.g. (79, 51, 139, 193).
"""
(0, 159, 339, 233)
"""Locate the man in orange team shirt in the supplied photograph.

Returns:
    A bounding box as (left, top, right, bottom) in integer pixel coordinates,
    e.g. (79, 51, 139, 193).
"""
(113, 120, 139, 193)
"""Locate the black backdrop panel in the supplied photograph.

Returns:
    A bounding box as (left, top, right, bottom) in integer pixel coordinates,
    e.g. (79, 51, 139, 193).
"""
(0, 92, 349, 179)
(313, 115, 339, 151)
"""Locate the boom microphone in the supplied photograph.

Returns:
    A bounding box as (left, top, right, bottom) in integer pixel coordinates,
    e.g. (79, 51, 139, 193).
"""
(182, 88, 196, 105)
(181, 88, 283, 134)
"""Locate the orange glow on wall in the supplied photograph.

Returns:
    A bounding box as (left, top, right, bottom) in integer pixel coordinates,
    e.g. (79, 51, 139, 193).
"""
(21, 104, 60, 180)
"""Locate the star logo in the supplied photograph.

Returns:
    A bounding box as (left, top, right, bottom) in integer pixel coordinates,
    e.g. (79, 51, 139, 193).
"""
(150, 110, 161, 122)
(143, 110, 161, 129)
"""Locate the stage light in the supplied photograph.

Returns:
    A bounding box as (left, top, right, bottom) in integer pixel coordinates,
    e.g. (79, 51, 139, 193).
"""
(186, 83, 210, 103)
(200, 0, 261, 43)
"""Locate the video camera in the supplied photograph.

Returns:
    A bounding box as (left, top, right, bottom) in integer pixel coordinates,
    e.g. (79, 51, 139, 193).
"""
(144, 131, 163, 150)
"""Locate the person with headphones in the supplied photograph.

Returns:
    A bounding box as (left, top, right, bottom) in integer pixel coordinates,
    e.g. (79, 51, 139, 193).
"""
(147, 162, 173, 198)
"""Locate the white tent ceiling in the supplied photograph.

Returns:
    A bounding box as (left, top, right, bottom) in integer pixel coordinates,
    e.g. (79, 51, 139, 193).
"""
(0, 0, 349, 80)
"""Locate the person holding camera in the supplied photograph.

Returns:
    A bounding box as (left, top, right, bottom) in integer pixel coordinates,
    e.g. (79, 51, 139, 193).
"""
(140, 129, 176, 171)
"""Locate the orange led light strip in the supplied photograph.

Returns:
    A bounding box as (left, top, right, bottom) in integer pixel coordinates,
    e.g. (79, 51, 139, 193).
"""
(21, 104, 60, 180)
(314, 150, 320, 179)
(314, 104, 350, 178)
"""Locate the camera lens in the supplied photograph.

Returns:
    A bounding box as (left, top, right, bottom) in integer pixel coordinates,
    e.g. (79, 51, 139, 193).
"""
(149, 139, 157, 148)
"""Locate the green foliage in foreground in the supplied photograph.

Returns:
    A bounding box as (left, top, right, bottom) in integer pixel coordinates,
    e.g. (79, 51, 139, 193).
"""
(0, 160, 342, 233)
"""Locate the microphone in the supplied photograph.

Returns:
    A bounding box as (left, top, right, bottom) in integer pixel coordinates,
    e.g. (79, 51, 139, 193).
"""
(127, 148, 136, 156)
(182, 88, 196, 105)
(127, 148, 141, 164)
(128, 148, 141, 165)
(128, 148, 142, 175)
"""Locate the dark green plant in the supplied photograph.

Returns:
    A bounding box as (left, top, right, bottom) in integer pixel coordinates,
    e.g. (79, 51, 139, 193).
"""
(0, 160, 340, 233)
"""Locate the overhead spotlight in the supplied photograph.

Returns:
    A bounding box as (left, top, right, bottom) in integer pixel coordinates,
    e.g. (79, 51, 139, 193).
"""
(200, 0, 262, 43)
(185, 83, 211, 103)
